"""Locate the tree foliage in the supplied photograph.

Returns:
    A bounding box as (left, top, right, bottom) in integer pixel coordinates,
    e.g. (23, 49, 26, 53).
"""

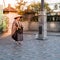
(15, 0, 27, 15)
(26, 2, 51, 14)
(15, 1, 51, 15)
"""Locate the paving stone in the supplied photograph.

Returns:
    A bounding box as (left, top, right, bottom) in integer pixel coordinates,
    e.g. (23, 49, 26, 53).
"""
(0, 32, 60, 60)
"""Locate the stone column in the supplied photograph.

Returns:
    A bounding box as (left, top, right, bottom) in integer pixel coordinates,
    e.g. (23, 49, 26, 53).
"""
(38, 11, 47, 40)
(37, 0, 47, 40)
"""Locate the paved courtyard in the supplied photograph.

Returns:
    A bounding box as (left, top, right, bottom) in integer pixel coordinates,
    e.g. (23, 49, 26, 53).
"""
(0, 32, 60, 60)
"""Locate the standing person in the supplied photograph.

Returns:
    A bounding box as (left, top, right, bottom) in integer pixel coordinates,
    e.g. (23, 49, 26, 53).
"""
(11, 15, 23, 44)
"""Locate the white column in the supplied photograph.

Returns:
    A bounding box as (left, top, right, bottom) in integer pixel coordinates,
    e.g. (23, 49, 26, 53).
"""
(38, 11, 47, 40)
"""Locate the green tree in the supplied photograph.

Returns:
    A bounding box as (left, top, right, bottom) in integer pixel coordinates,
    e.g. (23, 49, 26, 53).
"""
(16, 1, 51, 15)
(26, 2, 51, 14)
(44, 3, 51, 13)
(27, 2, 41, 14)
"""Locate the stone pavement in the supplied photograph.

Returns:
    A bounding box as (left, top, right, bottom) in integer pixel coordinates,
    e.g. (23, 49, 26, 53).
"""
(0, 32, 60, 60)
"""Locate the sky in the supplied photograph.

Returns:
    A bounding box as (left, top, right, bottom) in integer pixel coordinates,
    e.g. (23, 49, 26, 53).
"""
(45, 0, 60, 3)
(0, 0, 60, 8)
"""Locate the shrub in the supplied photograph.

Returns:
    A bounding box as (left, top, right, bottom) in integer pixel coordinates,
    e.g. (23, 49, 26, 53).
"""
(0, 15, 9, 33)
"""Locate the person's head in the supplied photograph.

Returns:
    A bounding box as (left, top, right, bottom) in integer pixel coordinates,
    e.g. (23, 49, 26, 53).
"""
(14, 15, 22, 21)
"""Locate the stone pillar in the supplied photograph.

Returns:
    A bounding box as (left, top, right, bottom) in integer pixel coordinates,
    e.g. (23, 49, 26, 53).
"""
(38, 11, 47, 40)
(37, 0, 47, 40)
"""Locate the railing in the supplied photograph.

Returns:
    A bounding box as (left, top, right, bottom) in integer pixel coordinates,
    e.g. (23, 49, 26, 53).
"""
(47, 15, 60, 22)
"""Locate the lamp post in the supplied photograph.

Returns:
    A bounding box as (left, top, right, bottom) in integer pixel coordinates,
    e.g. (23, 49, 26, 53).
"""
(41, 0, 44, 11)
(38, 0, 47, 40)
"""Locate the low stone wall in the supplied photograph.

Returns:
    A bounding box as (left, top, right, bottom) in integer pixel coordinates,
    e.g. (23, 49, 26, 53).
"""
(21, 21, 60, 32)
(29, 22, 39, 31)
(21, 21, 29, 31)
(47, 22, 60, 32)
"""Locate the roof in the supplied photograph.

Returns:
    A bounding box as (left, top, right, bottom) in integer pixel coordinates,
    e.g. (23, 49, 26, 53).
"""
(3, 4, 17, 12)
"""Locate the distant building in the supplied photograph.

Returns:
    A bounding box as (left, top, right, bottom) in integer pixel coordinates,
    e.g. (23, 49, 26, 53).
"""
(3, 4, 18, 34)
(3, 4, 17, 14)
